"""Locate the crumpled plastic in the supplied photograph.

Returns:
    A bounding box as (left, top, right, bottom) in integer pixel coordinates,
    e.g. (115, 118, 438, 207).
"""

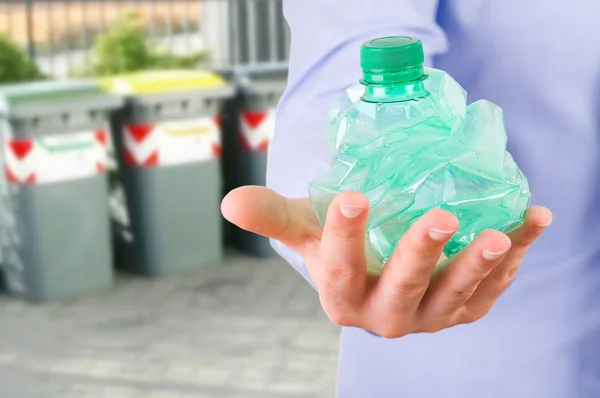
(309, 68, 530, 269)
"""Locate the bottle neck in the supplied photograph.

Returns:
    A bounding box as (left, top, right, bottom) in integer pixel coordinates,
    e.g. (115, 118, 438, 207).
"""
(360, 75, 429, 103)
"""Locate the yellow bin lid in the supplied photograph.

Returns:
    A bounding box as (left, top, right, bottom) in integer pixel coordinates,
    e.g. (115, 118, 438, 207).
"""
(100, 69, 227, 95)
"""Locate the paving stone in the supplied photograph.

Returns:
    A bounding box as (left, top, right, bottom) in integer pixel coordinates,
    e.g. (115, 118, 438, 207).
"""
(0, 254, 339, 397)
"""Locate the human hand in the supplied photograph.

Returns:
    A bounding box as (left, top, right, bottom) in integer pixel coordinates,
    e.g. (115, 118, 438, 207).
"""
(221, 186, 552, 338)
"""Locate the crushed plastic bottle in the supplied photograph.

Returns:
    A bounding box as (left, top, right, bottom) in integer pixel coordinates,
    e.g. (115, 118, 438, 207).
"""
(309, 36, 530, 267)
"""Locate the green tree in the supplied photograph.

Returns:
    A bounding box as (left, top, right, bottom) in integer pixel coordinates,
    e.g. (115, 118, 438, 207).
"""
(91, 12, 206, 76)
(0, 36, 45, 84)
(92, 12, 154, 75)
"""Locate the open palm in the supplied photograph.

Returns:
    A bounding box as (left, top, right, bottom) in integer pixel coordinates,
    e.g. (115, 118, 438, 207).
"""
(222, 185, 552, 338)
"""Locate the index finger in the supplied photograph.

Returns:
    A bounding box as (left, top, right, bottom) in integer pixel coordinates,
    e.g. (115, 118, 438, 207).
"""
(317, 191, 370, 320)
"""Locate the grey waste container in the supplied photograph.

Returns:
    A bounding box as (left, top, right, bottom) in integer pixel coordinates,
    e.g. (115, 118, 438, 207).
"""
(222, 72, 287, 257)
(102, 70, 235, 277)
(0, 80, 122, 302)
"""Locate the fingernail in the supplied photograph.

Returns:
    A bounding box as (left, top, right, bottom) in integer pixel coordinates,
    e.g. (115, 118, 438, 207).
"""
(482, 248, 508, 261)
(534, 221, 552, 234)
(428, 228, 455, 241)
(340, 204, 365, 219)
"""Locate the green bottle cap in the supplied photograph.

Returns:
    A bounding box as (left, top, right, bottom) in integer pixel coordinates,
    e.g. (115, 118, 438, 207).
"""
(360, 36, 425, 84)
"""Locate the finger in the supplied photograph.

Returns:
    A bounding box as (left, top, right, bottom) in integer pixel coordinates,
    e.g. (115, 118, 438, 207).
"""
(372, 209, 459, 315)
(464, 206, 552, 316)
(419, 229, 511, 323)
(504, 206, 553, 262)
(221, 186, 320, 248)
(317, 191, 370, 324)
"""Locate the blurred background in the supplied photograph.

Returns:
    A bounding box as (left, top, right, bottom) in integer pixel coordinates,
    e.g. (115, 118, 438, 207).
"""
(0, 1, 339, 397)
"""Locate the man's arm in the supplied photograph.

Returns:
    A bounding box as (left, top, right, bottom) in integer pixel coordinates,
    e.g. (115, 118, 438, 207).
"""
(268, 0, 448, 283)
(224, 0, 551, 337)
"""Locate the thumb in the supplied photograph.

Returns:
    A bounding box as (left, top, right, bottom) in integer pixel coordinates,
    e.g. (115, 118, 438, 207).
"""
(221, 185, 319, 248)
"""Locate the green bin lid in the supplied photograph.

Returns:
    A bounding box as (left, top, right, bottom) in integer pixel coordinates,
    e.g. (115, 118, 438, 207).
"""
(100, 70, 230, 95)
(0, 79, 121, 117)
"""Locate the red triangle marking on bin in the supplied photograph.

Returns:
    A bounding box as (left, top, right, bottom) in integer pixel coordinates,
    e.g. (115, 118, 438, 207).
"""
(236, 134, 251, 151)
(96, 162, 105, 173)
(123, 148, 137, 166)
(5, 167, 19, 183)
(25, 173, 36, 184)
(8, 139, 34, 160)
(95, 129, 107, 146)
(143, 151, 159, 167)
(126, 124, 154, 143)
(213, 116, 223, 129)
(242, 111, 267, 129)
(256, 140, 270, 152)
(211, 143, 222, 158)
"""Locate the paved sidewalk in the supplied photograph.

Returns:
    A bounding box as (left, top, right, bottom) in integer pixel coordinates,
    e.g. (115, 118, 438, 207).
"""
(0, 254, 339, 398)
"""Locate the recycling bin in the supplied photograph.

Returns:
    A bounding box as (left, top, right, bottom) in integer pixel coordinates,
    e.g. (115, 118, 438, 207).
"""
(0, 80, 122, 302)
(222, 72, 287, 257)
(102, 70, 235, 277)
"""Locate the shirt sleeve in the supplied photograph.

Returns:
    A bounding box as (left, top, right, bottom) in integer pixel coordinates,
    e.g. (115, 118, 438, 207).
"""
(267, 0, 448, 286)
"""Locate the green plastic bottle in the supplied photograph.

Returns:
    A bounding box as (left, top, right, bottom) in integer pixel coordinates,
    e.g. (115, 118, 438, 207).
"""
(309, 36, 530, 267)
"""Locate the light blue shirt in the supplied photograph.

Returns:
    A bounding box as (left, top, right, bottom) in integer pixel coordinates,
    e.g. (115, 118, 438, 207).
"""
(267, 1, 600, 396)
